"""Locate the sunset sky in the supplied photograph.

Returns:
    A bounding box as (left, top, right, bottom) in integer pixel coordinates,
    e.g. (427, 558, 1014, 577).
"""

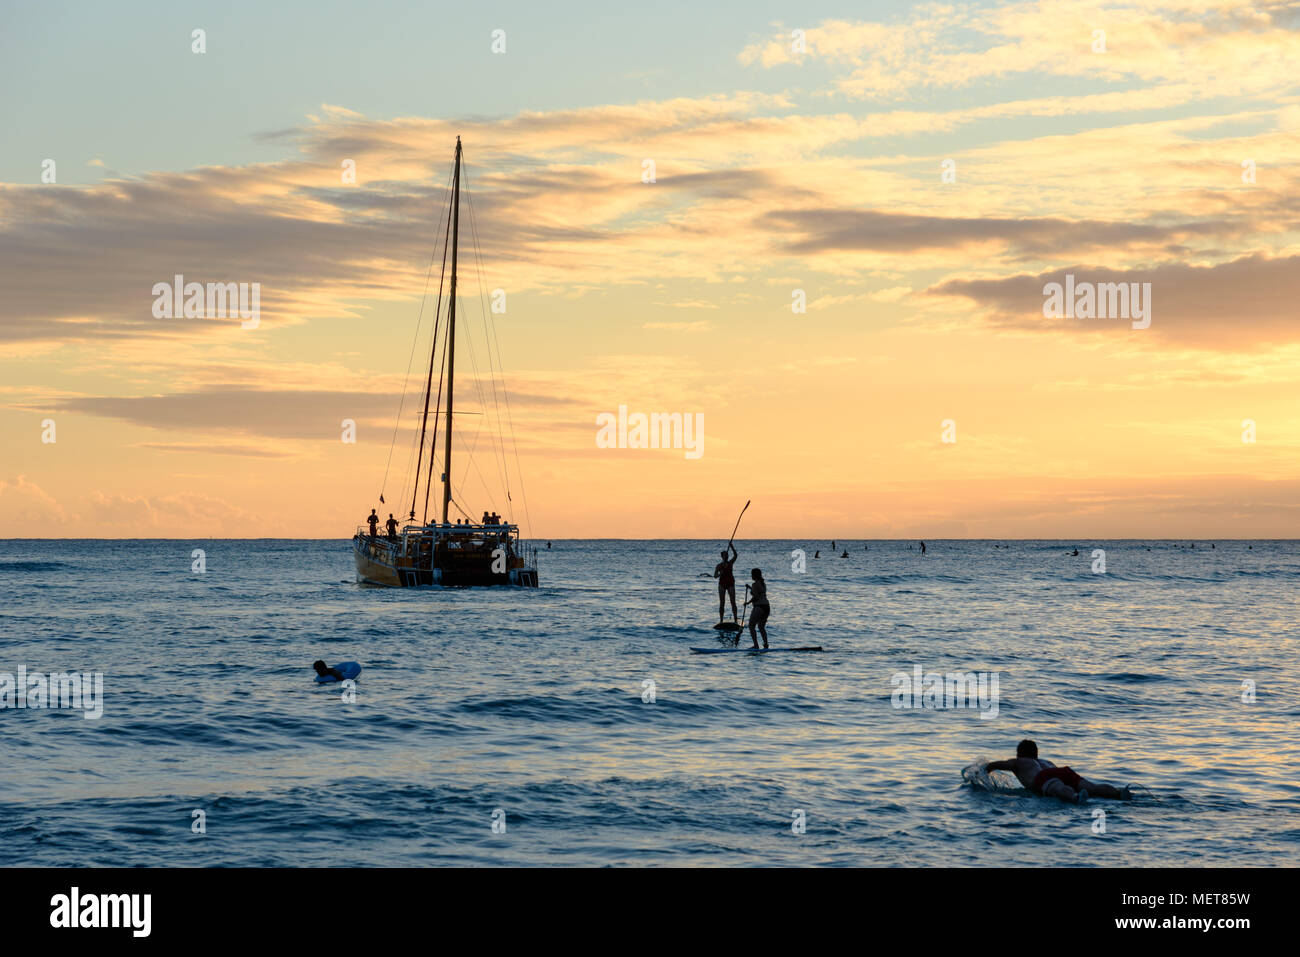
(3, 0, 1298, 538)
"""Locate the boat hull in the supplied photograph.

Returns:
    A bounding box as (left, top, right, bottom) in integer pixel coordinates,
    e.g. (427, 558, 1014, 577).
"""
(353, 534, 538, 588)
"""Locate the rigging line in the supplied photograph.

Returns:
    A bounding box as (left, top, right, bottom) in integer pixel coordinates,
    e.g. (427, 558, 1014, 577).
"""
(456, 299, 501, 502)
(410, 188, 454, 519)
(442, 420, 500, 522)
(446, 227, 500, 510)
(462, 168, 513, 502)
(448, 216, 498, 484)
(491, 315, 534, 540)
(439, 343, 498, 517)
(462, 166, 532, 537)
(423, 312, 452, 523)
(462, 176, 513, 505)
(453, 312, 514, 524)
(379, 161, 455, 502)
(396, 163, 456, 516)
(461, 171, 515, 516)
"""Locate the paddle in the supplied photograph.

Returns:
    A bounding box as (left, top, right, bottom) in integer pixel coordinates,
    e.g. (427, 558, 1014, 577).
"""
(701, 500, 750, 576)
(726, 499, 750, 545)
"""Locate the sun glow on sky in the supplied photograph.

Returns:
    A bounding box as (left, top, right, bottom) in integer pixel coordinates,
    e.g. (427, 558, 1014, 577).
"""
(2, 0, 1298, 537)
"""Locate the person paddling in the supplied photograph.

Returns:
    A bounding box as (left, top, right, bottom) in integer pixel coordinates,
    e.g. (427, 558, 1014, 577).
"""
(312, 660, 345, 682)
(983, 740, 1132, 804)
(714, 542, 739, 624)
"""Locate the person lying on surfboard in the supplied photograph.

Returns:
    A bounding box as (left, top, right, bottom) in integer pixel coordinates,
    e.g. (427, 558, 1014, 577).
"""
(747, 568, 770, 649)
(312, 660, 345, 682)
(984, 740, 1131, 804)
(714, 542, 739, 624)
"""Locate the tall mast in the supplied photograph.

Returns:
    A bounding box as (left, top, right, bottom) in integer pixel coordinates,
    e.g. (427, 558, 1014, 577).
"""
(441, 137, 461, 525)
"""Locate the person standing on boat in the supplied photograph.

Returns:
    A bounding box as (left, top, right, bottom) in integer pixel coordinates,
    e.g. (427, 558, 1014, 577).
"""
(367, 509, 379, 538)
(748, 568, 770, 649)
(385, 514, 399, 539)
(714, 542, 739, 624)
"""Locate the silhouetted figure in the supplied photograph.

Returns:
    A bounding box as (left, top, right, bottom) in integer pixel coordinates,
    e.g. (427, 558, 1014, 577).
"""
(385, 514, 399, 539)
(814, 550, 819, 558)
(919, 541, 926, 554)
(367, 509, 379, 538)
(840, 550, 849, 558)
(831, 540, 836, 549)
(312, 660, 343, 681)
(983, 739, 1131, 804)
(547, 542, 552, 549)
(1072, 548, 1079, 556)
(714, 542, 739, 623)
(748, 568, 769, 649)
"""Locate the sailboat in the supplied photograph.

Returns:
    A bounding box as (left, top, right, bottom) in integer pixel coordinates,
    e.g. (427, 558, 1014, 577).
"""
(353, 138, 539, 587)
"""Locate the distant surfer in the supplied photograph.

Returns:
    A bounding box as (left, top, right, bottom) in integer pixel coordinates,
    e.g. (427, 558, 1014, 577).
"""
(919, 541, 926, 554)
(714, 542, 739, 623)
(983, 740, 1131, 804)
(385, 513, 400, 540)
(747, 568, 769, 649)
(840, 549, 849, 558)
(367, 509, 379, 538)
(312, 660, 345, 681)
(814, 550, 819, 558)
(547, 542, 552, 549)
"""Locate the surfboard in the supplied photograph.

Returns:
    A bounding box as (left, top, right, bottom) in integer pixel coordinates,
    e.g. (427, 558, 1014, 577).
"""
(315, 661, 361, 683)
(961, 761, 1025, 794)
(689, 646, 823, 654)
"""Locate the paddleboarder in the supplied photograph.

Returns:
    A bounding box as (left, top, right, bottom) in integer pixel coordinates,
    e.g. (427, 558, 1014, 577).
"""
(715, 542, 739, 624)
(748, 568, 770, 648)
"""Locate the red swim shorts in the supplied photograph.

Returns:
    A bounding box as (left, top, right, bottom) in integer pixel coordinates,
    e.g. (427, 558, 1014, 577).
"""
(1032, 766, 1083, 794)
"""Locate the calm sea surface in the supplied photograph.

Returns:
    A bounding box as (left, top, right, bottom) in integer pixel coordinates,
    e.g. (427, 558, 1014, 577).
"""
(2, 539, 1297, 866)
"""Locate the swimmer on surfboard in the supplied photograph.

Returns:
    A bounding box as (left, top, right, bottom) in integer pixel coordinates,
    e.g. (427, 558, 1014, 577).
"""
(983, 739, 1132, 804)
(312, 660, 345, 681)
(714, 542, 739, 624)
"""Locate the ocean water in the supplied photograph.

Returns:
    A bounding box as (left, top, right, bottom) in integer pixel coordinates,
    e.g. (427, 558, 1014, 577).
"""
(2, 539, 1297, 867)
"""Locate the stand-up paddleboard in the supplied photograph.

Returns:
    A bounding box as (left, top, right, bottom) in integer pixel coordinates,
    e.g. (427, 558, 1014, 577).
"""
(315, 661, 361, 683)
(690, 646, 822, 654)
